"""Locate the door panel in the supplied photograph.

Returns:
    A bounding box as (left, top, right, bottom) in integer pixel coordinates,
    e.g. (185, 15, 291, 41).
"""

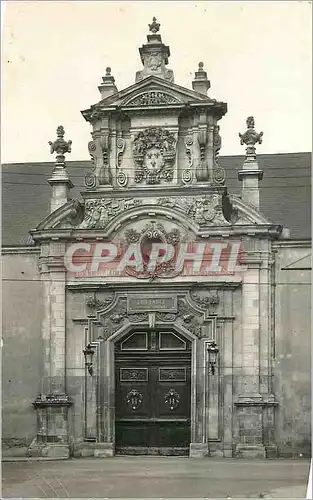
(115, 330, 191, 455)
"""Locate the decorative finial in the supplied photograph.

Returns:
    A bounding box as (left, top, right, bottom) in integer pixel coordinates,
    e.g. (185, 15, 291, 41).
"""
(239, 116, 263, 161)
(149, 16, 160, 34)
(192, 61, 210, 93)
(105, 67, 111, 76)
(49, 126, 72, 166)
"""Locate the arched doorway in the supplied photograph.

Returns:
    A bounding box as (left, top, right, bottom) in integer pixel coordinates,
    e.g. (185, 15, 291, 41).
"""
(115, 328, 192, 455)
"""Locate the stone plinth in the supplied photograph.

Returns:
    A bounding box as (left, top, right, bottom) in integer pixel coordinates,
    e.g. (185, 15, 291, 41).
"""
(234, 393, 278, 459)
(28, 393, 72, 458)
(189, 442, 208, 458)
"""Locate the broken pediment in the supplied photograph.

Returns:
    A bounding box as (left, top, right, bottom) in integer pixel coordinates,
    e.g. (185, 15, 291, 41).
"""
(229, 195, 274, 226)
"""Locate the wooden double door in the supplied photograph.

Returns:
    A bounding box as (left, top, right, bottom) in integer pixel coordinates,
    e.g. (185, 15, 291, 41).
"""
(115, 329, 192, 455)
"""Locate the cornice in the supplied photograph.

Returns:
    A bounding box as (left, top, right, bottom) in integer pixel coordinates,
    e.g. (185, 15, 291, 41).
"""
(272, 239, 311, 248)
(2, 246, 40, 255)
(81, 184, 226, 200)
(66, 280, 241, 292)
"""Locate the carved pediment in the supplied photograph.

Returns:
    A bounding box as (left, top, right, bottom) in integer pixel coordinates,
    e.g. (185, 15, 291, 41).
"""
(107, 76, 212, 106)
(81, 76, 218, 122)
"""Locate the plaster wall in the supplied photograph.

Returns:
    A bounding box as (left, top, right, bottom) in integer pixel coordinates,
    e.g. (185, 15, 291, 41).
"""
(2, 250, 42, 455)
(273, 243, 311, 456)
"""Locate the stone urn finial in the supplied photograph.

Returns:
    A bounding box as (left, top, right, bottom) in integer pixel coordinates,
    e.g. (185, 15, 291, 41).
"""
(149, 16, 160, 34)
(49, 126, 72, 166)
(239, 116, 263, 161)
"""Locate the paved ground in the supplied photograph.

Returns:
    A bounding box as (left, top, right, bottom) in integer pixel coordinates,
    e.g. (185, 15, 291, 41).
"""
(1, 457, 310, 498)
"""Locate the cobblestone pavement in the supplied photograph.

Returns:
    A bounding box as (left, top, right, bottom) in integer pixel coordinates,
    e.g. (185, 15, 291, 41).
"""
(1, 457, 310, 498)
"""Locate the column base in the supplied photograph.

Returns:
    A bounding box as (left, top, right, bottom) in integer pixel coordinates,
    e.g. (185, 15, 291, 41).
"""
(94, 443, 114, 458)
(235, 444, 266, 459)
(189, 442, 208, 458)
(208, 441, 224, 458)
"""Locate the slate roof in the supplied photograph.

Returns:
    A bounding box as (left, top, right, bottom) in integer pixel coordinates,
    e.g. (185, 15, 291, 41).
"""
(1, 152, 311, 245)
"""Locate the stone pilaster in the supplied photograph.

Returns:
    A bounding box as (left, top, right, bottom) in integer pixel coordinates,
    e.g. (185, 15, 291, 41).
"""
(259, 242, 279, 457)
(29, 242, 72, 459)
(235, 263, 266, 458)
(241, 265, 261, 394)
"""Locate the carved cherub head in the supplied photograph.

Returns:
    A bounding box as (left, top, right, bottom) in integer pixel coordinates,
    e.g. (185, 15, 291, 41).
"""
(144, 147, 164, 171)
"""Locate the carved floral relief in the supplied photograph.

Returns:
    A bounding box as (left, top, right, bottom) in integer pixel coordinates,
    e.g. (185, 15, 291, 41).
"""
(78, 198, 142, 229)
(157, 194, 229, 226)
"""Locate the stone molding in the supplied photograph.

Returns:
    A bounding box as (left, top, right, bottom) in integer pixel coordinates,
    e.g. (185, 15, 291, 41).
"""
(2, 246, 40, 254)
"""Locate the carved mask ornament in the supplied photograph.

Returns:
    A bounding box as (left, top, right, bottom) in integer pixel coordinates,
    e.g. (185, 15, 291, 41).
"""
(126, 389, 143, 411)
(146, 52, 162, 71)
(164, 389, 180, 411)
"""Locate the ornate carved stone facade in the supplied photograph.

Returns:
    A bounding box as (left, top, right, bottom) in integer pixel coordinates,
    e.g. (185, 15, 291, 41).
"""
(13, 16, 298, 463)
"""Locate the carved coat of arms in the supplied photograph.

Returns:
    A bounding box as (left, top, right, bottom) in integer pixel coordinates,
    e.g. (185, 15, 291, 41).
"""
(133, 127, 177, 185)
(146, 52, 162, 71)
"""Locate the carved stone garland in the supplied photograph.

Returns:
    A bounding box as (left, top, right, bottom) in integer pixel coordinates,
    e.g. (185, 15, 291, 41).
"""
(133, 127, 177, 185)
(86, 293, 115, 311)
(190, 291, 220, 313)
(157, 194, 229, 226)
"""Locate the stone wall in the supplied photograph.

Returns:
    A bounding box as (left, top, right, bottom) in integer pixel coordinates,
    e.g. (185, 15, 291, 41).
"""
(273, 242, 311, 457)
(2, 249, 42, 456)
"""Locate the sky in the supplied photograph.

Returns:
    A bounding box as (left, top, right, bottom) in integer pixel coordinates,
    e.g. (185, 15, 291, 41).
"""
(1, 1, 312, 164)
